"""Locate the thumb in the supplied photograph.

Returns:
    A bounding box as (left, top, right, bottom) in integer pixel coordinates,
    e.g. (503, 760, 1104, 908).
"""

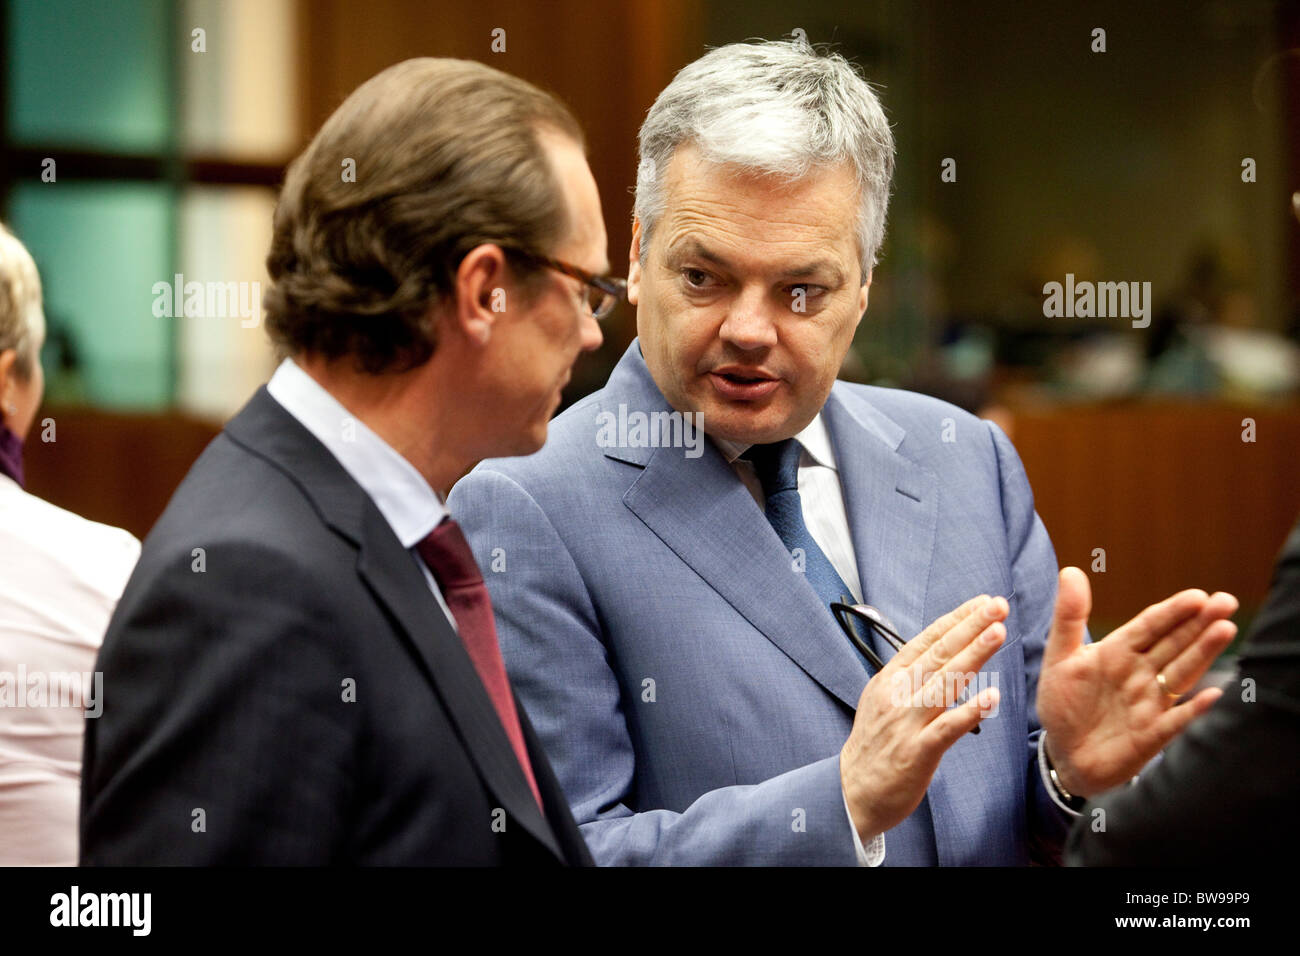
(1044, 567, 1091, 668)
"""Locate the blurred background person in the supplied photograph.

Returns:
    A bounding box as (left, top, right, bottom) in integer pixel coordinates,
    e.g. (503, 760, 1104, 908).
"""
(0, 222, 140, 866)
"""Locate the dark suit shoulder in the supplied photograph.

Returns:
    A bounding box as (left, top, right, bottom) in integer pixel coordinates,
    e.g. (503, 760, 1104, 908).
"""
(1239, 515, 1300, 699)
(144, 431, 343, 557)
(103, 429, 370, 728)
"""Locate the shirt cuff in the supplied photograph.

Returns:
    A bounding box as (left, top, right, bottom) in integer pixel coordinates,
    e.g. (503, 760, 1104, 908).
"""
(1037, 733, 1084, 818)
(842, 786, 886, 866)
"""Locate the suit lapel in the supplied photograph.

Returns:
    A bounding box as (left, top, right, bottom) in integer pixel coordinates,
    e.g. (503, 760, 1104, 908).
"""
(226, 389, 563, 861)
(355, 516, 564, 860)
(625, 442, 871, 710)
(822, 386, 938, 647)
(607, 345, 976, 864)
(825, 387, 993, 866)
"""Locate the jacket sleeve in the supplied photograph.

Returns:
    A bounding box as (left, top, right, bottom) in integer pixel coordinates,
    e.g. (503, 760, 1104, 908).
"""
(985, 420, 1078, 863)
(450, 467, 861, 865)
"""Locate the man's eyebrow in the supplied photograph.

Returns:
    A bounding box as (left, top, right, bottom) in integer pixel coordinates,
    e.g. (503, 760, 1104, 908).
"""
(784, 261, 847, 284)
(667, 239, 731, 269)
(669, 239, 846, 285)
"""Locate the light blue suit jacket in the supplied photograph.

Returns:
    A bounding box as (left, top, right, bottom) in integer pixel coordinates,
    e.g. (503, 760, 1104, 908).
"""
(450, 342, 1075, 865)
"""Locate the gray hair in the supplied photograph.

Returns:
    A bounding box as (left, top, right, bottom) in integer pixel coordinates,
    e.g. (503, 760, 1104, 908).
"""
(0, 222, 45, 378)
(634, 38, 895, 276)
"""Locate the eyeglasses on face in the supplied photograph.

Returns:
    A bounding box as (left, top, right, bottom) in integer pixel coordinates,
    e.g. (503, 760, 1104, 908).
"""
(510, 249, 627, 320)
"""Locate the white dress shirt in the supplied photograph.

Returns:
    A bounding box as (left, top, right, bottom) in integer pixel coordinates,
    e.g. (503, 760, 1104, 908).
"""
(0, 473, 140, 865)
(265, 358, 457, 630)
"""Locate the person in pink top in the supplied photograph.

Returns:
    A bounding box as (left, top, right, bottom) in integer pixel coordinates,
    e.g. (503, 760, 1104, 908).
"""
(0, 222, 139, 866)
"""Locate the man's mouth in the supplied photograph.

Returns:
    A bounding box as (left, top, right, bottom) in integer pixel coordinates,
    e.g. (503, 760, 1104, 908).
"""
(708, 367, 781, 401)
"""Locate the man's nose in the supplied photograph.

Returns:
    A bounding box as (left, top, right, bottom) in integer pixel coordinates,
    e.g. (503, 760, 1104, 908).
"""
(579, 310, 603, 352)
(718, 286, 779, 351)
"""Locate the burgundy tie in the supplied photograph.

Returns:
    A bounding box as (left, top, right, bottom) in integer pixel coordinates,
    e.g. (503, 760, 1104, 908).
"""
(416, 517, 543, 810)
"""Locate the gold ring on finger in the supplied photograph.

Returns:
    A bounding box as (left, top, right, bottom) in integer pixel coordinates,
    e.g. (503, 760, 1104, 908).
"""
(1156, 671, 1181, 702)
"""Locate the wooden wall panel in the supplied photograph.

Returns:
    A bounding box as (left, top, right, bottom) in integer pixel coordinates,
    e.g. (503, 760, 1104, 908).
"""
(22, 398, 1300, 621)
(1009, 402, 1300, 630)
(21, 408, 220, 541)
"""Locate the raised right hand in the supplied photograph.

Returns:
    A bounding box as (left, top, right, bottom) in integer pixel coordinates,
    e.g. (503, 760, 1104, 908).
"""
(840, 594, 1007, 842)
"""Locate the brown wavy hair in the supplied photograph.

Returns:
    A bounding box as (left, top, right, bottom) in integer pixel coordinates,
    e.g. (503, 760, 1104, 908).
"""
(264, 58, 584, 374)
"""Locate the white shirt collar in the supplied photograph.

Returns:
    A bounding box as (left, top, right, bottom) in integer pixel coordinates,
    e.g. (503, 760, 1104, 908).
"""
(265, 358, 446, 548)
(712, 412, 839, 470)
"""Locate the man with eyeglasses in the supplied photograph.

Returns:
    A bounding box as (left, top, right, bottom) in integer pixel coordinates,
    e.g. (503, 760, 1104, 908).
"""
(510, 248, 625, 324)
(449, 39, 1237, 866)
(81, 58, 607, 865)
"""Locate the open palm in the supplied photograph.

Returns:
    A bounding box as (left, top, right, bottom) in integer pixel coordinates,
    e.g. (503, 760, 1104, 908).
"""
(1037, 567, 1238, 796)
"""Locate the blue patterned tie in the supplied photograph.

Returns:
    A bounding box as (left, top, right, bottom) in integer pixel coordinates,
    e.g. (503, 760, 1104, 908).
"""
(747, 438, 938, 865)
(747, 439, 879, 665)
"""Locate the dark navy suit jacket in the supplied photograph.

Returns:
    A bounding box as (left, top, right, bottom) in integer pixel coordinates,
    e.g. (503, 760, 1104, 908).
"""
(81, 388, 591, 865)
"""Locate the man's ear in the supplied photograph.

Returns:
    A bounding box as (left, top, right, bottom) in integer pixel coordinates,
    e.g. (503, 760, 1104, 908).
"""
(453, 244, 510, 345)
(627, 218, 644, 306)
(0, 349, 16, 408)
(857, 267, 872, 317)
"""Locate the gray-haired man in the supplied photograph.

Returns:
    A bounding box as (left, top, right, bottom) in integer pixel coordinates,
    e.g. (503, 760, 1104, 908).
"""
(450, 39, 1236, 865)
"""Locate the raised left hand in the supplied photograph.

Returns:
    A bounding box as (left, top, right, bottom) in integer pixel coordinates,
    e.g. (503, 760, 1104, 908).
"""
(1037, 567, 1238, 797)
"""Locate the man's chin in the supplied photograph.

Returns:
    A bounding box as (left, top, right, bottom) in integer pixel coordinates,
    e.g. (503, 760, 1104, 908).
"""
(489, 420, 549, 462)
(699, 399, 803, 446)
(520, 424, 548, 457)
